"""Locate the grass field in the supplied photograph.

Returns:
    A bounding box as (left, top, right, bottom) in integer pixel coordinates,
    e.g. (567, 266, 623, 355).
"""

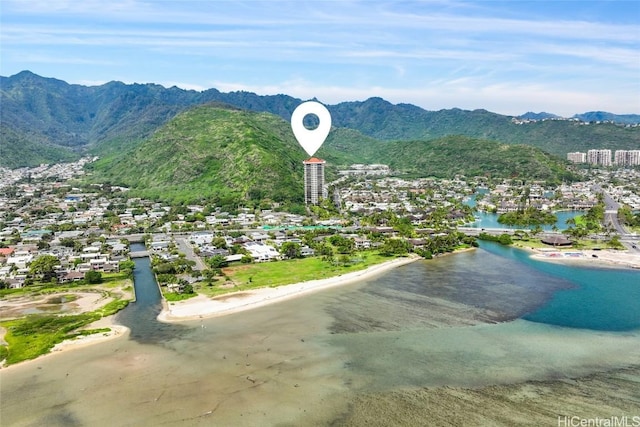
(197, 251, 392, 298)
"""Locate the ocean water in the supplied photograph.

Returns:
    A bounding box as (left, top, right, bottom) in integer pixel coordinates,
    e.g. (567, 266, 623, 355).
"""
(480, 242, 640, 331)
(1, 244, 639, 426)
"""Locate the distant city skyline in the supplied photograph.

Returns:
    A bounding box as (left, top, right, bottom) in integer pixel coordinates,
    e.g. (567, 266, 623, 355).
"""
(1, 1, 638, 116)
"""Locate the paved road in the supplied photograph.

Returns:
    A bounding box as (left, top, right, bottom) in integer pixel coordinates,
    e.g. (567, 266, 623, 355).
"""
(174, 237, 207, 271)
(592, 185, 628, 236)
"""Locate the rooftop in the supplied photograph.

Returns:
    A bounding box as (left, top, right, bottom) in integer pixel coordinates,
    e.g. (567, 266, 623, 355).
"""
(304, 157, 325, 164)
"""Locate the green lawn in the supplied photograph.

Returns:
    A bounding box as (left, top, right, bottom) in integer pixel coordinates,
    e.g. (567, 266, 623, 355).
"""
(199, 251, 395, 297)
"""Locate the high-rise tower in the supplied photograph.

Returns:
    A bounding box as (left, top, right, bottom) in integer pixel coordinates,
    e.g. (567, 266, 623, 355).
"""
(303, 157, 326, 205)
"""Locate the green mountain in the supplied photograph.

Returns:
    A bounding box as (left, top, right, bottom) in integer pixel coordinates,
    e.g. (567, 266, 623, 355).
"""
(89, 105, 336, 205)
(2, 71, 639, 168)
(375, 136, 579, 183)
(573, 111, 640, 124)
(0, 124, 79, 168)
(88, 104, 577, 204)
(329, 98, 640, 156)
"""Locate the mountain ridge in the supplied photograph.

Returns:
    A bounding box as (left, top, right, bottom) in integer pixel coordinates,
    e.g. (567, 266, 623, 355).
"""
(2, 70, 639, 168)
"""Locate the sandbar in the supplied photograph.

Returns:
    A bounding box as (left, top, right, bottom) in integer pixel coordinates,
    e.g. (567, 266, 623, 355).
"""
(527, 247, 640, 269)
(158, 255, 421, 322)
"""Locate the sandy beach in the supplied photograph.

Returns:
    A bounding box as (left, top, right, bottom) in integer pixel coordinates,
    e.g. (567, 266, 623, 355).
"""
(529, 247, 640, 269)
(49, 316, 129, 353)
(158, 255, 421, 322)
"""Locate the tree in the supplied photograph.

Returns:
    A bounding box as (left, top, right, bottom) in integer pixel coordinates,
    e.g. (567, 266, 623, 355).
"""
(202, 269, 218, 285)
(84, 270, 103, 284)
(498, 234, 513, 245)
(208, 254, 228, 269)
(212, 237, 227, 249)
(328, 235, 355, 254)
(379, 239, 411, 256)
(607, 235, 623, 249)
(29, 255, 59, 281)
(119, 259, 135, 277)
(60, 237, 76, 248)
(280, 242, 302, 259)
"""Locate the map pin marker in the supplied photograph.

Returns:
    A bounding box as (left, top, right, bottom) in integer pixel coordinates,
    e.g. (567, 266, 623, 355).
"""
(291, 101, 331, 157)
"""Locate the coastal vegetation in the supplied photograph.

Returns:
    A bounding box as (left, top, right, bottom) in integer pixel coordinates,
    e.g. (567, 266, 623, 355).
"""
(477, 232, 513, 245)
(563, 200, 606, 238)
(0, 272, 133, 365)
(0, 297, 129, 365)
(619, 205, 640, 233)
(498, 207, 557, 226)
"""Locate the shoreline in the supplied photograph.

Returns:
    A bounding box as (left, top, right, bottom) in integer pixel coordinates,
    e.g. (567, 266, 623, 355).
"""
(1, 256, 421, 368)
(520, 246, 640, 269)
(0, 315, 129, 371)
(158, 255, 422, 322)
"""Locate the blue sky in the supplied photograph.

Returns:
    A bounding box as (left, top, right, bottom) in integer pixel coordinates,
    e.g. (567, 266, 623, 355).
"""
(1, 0, 639, 116)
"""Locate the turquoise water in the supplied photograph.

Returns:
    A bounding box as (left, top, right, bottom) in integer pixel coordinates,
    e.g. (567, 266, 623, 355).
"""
(468, 210, 582, 231)
(465, 193, 581, 230)
(480, 242, 640, 331)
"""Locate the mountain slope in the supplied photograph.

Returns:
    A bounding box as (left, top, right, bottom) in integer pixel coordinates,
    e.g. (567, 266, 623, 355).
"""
(88, 104, 578, 205)
(329, 98, 640, 155)
(376, 136, 579, 183)
(0, 124, 79, 168)
(89, 106, 319, 204)
(573, 111, 640, 124)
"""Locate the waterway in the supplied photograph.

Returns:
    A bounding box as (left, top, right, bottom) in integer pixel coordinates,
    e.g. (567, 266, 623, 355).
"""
(1, 243, 639, 425)
(464, 193, 582, 230)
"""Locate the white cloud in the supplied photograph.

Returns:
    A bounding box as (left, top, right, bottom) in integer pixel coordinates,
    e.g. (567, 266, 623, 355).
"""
(2, 0, 637, 115)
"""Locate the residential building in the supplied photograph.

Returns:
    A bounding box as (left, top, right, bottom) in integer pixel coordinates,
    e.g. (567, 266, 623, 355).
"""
(614, 150, 640, 166)
(304, 157, 326, 205)
(587, 149, 612, 166)
(567, 152, 586, 163)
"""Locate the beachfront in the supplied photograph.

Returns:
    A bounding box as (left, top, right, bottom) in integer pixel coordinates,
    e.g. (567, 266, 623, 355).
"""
(0, 255, 420, 368)
(158, 255, 420, 321)
(530, 248, 640, 269)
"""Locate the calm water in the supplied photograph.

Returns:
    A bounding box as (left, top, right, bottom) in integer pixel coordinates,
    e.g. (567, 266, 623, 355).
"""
(1, 243, 639, 425)
(116, 251, 187, 344)
(481, 242, 640, 331)
(465, 193, 581, 230)
(467, 210, 582, 231)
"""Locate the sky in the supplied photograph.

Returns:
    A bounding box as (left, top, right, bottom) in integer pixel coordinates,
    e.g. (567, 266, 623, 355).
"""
(1, 0, 639, 116)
